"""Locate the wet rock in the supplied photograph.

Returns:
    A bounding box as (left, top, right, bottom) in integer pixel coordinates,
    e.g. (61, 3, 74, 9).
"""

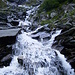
(53, 27, 75, 50)
(31, 32, 51, 41)
(69, 57, 75, 70)
(0, 28, 21, 46)
(62, 4, 75, 13)
(18, 56, 32, 66)
(1, 54, 12, 62)
(0, 4, 26, 28)
(17, 56, 24, 65)
(17, 11, 26, 20)
(0, 46, 12, 60)
(0, 13, 7, 21)
(56, 21, 73, 31)
(18, 11, 26, 17)
(10, 20, 19, 26)
(0, 22, 10, 28)
(0, 46, 12, 67)
(55, 27, 75, 41)
(0, 54, 12, 66)
(52, 27, 75, 70)
(50, 12, 57, 18)
(30, 25, 51, 41)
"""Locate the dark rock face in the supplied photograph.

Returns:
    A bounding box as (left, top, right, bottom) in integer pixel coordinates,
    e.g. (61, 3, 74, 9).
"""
(0, 0, 26, 67)
(0, 46, 12, 67)
(0, 28, 21, 46)
(0, 54, 12, 67)
(0, 13, 7, 21)
(0, 5, 26, 29)
(52, 27, 75, 70)
(7, 0, 26, 4)
(9, 20, 19, 26)
(0, 28, 21, 67)
(7, 0, 16, 2)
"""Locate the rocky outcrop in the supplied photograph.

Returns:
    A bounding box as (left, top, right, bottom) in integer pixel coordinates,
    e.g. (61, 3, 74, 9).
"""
(52, 27, 75, 70)
(0, 54, 12, 67)
(29, 25, 53, 42)
(7, 0, 43, 5)
(55, 17, 75, 32)
(0, 28, 21, 46)
(0, 4, 26, 29)
(0, 0, 26, 67)
(0, 46, 12, 67)
(0, 28, 21, 67)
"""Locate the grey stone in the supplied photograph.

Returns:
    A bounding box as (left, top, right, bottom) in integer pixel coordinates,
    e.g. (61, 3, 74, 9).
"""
(0, 28, 21, 38)
(1, 54, 12, 62)
(0, 28, 21, 46)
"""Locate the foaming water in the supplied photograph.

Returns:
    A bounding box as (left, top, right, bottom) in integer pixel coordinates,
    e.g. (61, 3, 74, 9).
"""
(0, 29, 74, 75)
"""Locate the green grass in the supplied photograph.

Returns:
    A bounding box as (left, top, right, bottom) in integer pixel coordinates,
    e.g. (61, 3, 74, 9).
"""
(0, 0, 7, 8)
(69, 9, 75, 16)
(40, 19, 56, 29)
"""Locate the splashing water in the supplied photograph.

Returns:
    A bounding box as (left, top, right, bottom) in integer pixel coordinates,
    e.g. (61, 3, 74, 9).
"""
(0, 29, 74, 75)
(0, 3, 74, 75)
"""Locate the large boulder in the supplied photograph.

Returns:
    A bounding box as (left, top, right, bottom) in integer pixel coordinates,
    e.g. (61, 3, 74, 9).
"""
(31, 32, 51, 41)
(0, 54, 12, 67)
(29, 25, 52, 42)
(0, 4, 26, 28)
(0, 46, 12, 67)
(0, 28, 21, 67)
(0, 28, 21, 46)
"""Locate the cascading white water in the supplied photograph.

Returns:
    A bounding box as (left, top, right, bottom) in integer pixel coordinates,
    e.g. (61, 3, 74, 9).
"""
(0, 29, 74, 75)
(0, 4, 74, 75)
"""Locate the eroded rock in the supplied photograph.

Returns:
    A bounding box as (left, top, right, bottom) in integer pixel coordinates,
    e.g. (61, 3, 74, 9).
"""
(0, 28, 21, 46)
(0, 46, 12, 67)
(52, 27, 75, 70)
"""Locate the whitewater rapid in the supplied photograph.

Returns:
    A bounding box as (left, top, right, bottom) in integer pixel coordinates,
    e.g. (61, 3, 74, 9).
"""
(0, 4, 74, 75)
(0, 29, 74, 75)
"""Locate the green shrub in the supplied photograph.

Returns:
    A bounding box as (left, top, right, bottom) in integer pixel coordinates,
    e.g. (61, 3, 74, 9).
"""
(40, 0, 74, 12)
(73, 0, 75, 3)
(41, 0, 59, 11)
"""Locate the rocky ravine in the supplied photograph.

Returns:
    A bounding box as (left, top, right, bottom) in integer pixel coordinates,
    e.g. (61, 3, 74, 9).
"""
(0, 0, 43, 67)
(52, 4, 75, 71)
(0, 0, 75, 72)
(0, 0, 26, 67)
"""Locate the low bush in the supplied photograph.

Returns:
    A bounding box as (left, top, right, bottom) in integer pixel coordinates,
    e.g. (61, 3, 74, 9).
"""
(41, 0, 74, 11)
(41, 0, 59, 11)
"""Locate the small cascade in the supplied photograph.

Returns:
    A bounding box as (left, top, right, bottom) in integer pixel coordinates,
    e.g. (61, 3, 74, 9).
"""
(0, 3, 74, 75)
(0, 29, 74, 75)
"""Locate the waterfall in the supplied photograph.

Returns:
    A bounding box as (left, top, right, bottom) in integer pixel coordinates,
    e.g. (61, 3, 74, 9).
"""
(0, 4, 74, 75)
(0, 29, 74, 75)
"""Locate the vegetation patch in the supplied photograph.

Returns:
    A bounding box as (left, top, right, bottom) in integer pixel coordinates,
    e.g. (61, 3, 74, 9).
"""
(40, 0, 75, 12)
(0, 0, 7, 8)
